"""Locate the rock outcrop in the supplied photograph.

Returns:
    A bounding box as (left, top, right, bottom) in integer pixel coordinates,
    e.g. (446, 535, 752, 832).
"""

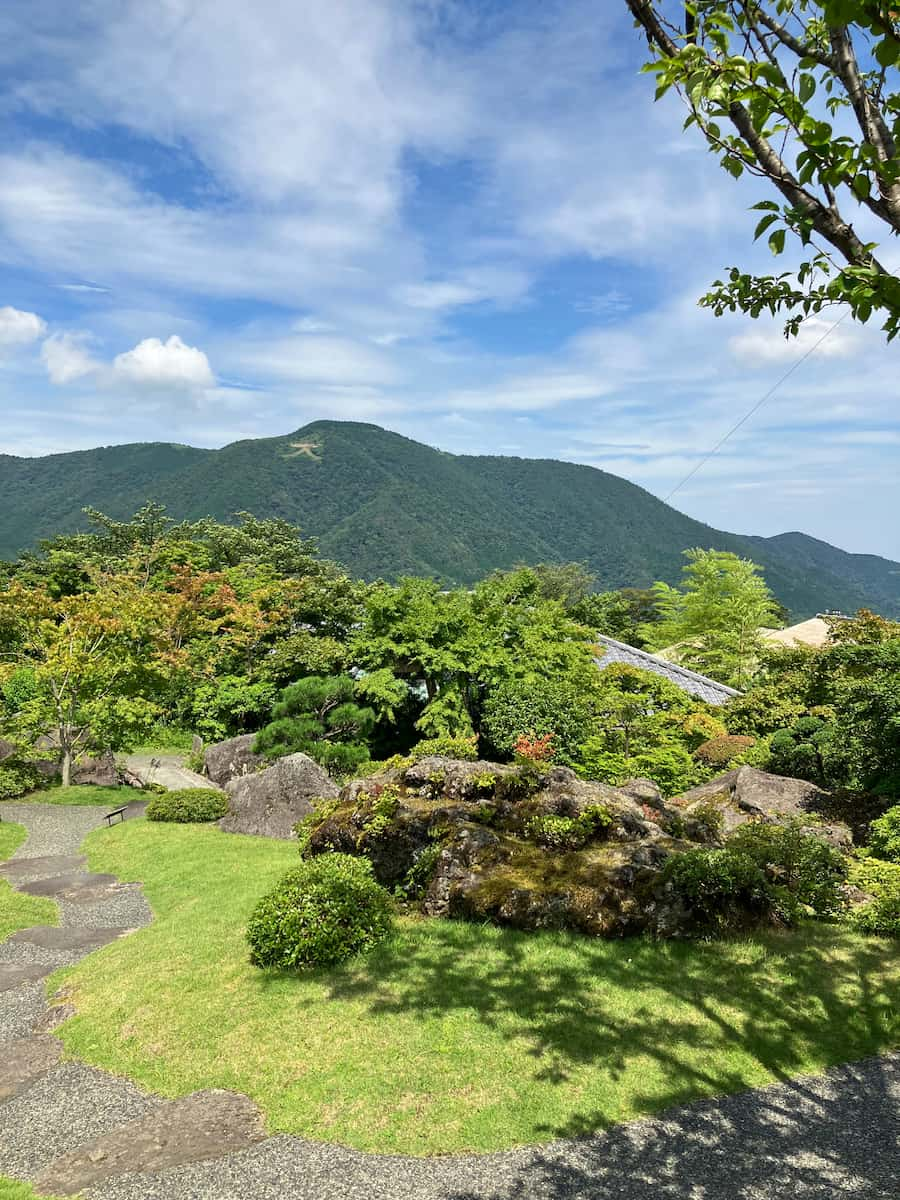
(72, 751, 119, 788)
(671, 765, 851, 848)
(220, 753, 339, 840)
(302, 757, 853, 938)
(306, 756, 676, 936)
(204, 734, 265, 789)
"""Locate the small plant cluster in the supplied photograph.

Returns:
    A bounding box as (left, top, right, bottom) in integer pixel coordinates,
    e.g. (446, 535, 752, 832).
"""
(525, 803, 613, 851)
(409, 734, 480, 762)
(849, 856, 900, 937)
(145, 787, 228, 823)
(397, 841, 444, 899)
(661, 821, 846, 935)
(294, 798, 340, 854)
(359, 783, 401, 840)
(513, 732, 554, 764)
(868, 805, 900, 863)
(246, 853, 394, 970)
(0, 760, 44, 800)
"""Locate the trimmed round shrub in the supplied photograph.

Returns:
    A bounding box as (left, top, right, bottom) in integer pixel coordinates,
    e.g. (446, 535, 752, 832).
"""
(246, 853, 394, 970)
(145, 788, 228, 823)
(869, 805, 900, 862)
(660, 822, 846, 935)
(848, 857, 900, 937)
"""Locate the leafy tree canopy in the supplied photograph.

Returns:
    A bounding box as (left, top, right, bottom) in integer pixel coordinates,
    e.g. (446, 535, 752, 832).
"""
(253, 675, 375, 775)
(627, 1, 900, 338)
(643, 548, 780, 688)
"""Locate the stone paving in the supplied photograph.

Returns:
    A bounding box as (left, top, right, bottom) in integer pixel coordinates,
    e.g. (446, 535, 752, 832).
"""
(0, 802, 897, 1199)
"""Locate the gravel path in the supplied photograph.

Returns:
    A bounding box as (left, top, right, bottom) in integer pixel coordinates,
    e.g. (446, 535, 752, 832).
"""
(123, 754, 211, 791)
(1, 804, 897, 1199)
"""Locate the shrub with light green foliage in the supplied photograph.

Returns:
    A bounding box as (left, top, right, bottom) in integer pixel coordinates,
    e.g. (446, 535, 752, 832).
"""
(246, 853, 394, 969)
(661, 847, 772, 935)
(869, 805, 900, 862)
(409, 734, 479, 762)
(145, 788, 228, 823)
(0, 761, 45, 800)
(525, 804, 612, 850)
(848, 855, 900, 933)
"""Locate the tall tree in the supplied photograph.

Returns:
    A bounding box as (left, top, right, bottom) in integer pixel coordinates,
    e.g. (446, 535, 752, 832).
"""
(0, 575, 177, 785)
(644, 548, 780, 687)
(625, 2, 900, 337)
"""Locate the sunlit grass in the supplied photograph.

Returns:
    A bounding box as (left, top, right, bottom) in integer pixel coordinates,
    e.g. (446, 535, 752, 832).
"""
(0, 821, 59, 941)
(53, 819, 900, 1155)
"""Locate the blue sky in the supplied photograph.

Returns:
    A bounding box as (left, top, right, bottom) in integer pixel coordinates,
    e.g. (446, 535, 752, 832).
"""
(1, 0, 898, 559)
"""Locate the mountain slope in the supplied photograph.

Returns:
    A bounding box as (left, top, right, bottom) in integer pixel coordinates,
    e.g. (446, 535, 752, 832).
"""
(1, 420, 898, 618)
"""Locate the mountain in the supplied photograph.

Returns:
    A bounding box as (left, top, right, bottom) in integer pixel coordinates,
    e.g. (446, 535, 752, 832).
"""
(1, 420, 898, 618)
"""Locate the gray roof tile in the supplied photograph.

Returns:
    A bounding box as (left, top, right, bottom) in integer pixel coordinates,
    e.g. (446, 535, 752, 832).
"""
(593, 635, 740, 706)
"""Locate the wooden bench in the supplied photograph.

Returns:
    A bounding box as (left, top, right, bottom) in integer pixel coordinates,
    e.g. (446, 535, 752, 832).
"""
(105, 806, 127, 826)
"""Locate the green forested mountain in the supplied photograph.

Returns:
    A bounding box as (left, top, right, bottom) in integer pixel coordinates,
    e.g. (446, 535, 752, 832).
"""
(2, 419, 898, 618)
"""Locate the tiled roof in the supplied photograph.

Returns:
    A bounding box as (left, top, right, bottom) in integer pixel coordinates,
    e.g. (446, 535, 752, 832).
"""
(593, 635, 740, 706)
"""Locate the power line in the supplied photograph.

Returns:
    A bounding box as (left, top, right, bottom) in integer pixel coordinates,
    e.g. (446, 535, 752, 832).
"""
(664, 309, 851, 504)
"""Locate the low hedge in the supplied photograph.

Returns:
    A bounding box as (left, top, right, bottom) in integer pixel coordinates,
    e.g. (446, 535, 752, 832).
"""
(145, 788, 228, 823)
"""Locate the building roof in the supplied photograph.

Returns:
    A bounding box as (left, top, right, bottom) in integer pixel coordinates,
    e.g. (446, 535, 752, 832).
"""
(593, 635, 740, 706)
(760, 615, 834, 649)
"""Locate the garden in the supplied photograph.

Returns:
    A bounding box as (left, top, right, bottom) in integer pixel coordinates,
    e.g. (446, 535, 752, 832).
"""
(1, 506, 899, 1163)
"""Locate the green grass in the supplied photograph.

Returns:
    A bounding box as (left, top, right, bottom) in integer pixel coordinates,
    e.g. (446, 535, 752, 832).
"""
(9, 785, 138, 808)
(53, 820, 900, 1155)
(0, 821, 59, 941)
(0, 1177, 69, 1200)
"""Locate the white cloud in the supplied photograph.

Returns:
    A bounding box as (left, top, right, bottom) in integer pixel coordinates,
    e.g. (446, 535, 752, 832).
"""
(41, 332, 98, 384)
(729, 316, 860, 365)
(0, 305, 46, 346)
(112, 335, 214, 390)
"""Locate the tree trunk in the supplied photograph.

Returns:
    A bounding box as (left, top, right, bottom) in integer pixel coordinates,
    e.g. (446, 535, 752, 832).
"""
(61, 749, 72, 789)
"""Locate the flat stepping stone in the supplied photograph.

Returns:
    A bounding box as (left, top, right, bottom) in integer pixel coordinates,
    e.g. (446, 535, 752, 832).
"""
(0, 855, 87, 880)
(19, 871, 120, 899)
(8, 925, 130, 953)
(0, 1034, 62, 1100)
(0, 961, 56, 992)
(0, 1063, 159, 1178)
(35, 1089, 266, 1195)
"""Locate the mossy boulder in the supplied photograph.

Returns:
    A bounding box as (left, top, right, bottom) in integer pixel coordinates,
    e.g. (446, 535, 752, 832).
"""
(304, 756, 684, 936)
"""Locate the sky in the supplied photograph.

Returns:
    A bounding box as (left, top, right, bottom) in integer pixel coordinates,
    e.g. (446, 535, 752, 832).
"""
(1, 0, 898, 559)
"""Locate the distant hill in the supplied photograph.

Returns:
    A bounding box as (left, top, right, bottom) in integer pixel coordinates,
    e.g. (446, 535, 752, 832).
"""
(2, 420, 898, 618)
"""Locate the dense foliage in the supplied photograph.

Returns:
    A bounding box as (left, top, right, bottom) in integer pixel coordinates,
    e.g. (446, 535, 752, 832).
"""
(253, 675, 375, 773)
(246, 853, 394, 969)
(661, 822, 846, 936)
(146, 788, 229, 823)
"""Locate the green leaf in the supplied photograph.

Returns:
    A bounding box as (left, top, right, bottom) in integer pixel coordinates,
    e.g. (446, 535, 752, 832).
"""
(768, 228, 786, 256)
(798, 74, 816, 104)
(754, 213, 779, 241)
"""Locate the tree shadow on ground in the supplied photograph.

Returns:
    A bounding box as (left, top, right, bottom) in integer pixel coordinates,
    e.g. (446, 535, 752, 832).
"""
(440, 1052, 899, 1199)
(326, 917, 898, 1178)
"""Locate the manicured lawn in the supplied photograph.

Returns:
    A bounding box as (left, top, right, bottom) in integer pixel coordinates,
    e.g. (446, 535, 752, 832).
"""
(0, 821, 59, 941)
(13, 785, 138, 808)
(54, 820, 900, 1155)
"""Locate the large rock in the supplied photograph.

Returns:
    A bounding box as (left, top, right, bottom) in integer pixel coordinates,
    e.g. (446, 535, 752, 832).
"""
(72, 751, 119, 787)
(204, 734, 265, 788)
(672, 765, 850, 848)
(306, 756, 676, 936)
(220, 753, 339, 839)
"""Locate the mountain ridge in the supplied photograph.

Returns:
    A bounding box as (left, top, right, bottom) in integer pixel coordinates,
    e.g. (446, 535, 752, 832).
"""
(2, 419, 898, 619)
